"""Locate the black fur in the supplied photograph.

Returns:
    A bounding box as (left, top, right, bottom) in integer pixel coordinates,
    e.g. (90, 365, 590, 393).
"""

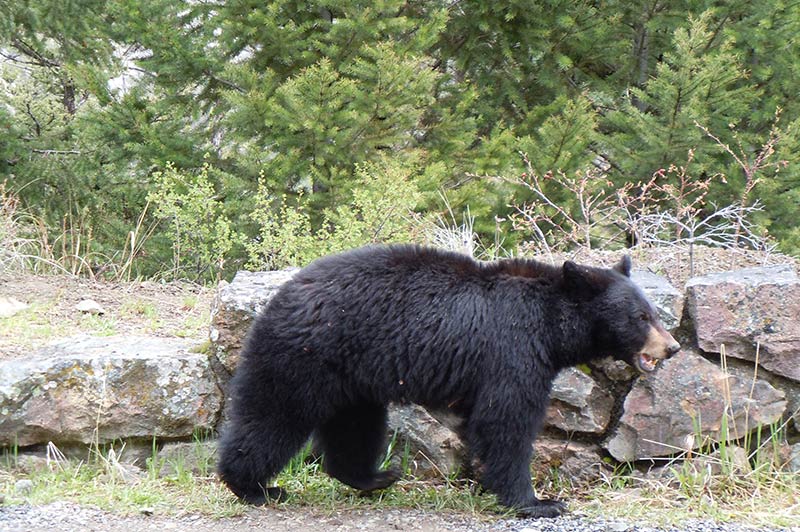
(218, 244, 655, 517)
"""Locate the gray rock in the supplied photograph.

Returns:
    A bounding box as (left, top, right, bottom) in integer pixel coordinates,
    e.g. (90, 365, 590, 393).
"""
(686, 264, 800, 382)
(0, 296, 28, 318)
(692, 445, 752, 475)
(631, 270, 684, 331)
(14, 453, 49, 473)
(209, 269, 297, 373)
(782, 381, 800, 432)
(789, 443, 800, 473)
(547, 367, 614, 433)
(14, 478, 34, 494)
(532, 436, 607, 483)
(387, 404, 465, 478)
(725, 357, 800, 434)
(0, 335, 222, 447)
(75, 299, 105, 315)
(591, 357, 638, 382)
(605, 349, 786, 462)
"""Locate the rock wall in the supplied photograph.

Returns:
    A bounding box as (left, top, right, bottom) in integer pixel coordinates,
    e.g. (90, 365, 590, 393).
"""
(2, 261, 798, 479)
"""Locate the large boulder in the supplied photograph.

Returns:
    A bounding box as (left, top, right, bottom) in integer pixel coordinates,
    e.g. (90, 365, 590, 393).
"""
(605, 349, 786, 462)
(209, 269, 297, 374)
(0, 335, 222, 447)
(685, 265, 800, 382)
(546, 367, 613, 434)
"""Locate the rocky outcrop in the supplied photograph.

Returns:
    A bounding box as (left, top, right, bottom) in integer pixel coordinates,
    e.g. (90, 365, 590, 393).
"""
(605, 349, 786, 462)
(686, 265, 800, 382)
(205, 263, 798, 470)
(0, 335, 222, 447)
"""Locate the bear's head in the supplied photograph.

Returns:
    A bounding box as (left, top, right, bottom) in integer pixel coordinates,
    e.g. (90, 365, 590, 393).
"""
(563, 256, 680, 373)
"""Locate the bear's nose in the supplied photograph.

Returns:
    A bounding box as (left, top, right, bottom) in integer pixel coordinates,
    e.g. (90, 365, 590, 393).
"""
(667, 342, 681, 356)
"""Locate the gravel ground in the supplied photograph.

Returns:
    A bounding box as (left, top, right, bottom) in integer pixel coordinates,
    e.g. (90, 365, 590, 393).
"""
(1, 503, 798, 532)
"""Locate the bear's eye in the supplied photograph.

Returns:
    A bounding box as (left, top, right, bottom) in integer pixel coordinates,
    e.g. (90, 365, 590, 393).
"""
(639, 312, 649, 322)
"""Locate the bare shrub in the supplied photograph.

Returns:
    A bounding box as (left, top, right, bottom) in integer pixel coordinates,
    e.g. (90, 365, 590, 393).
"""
(508, 153, 634, 261)
(0, 182, 58, 274)
(505, 147, 778, 275)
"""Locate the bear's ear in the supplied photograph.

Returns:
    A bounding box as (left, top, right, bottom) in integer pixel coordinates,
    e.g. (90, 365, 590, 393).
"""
(563, 261, 600, 293)
(563, 261, 583, 281)
(563, 260, 612, 296)
(613, 255, 632, 277)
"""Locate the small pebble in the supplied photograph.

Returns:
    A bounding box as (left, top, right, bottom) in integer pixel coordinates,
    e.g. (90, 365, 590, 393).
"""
(14, 479, 34, 494)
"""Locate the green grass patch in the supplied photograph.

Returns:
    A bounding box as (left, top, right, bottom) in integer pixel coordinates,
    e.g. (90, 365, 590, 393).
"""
(0, 440, 507, 520)
(576, 464, 800, 528)
(0, 300, 71, 347)
(1, 459, 243, 518)
(270, 444, 508, 516)
(173, 310, 210, 339)
(78, 313, 118, 336)
(2, 439, 797, 527)
(119, 298, 162, 332)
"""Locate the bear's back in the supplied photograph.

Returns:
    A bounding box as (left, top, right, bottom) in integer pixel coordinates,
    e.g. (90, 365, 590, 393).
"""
(294, 244, 561, 287)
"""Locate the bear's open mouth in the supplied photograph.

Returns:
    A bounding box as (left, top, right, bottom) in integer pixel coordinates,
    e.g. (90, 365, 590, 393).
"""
(635, 352, 659, 373)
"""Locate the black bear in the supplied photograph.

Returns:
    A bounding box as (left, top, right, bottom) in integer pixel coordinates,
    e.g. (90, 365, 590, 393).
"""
(217, 245, 679, 517)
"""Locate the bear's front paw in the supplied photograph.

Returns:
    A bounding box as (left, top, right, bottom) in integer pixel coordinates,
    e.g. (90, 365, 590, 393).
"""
(356, 469, 402, 494)
(516, 498, 566, 519)
(235, 485, 287, 505)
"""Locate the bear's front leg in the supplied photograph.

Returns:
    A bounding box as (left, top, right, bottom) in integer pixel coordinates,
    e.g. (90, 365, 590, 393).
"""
(465, 405, 566, 518)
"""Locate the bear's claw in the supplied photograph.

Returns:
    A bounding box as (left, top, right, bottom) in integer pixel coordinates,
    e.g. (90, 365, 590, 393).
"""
(516, 499, 566, 518)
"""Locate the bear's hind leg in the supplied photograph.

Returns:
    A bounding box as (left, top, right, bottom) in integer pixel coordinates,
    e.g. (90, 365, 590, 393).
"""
(315, 402, 399, 492)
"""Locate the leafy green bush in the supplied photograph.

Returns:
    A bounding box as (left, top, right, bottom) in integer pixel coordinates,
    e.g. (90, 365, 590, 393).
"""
(148, 161, 242, 281)
(246, 158, 424, 270)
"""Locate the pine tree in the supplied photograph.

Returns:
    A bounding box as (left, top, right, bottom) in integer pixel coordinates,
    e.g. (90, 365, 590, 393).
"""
(604, 12, 757, 201)
(213, 1, 447, 212)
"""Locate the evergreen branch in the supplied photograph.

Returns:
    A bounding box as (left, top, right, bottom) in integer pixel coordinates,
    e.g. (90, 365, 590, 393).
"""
(24, 103, 41, 137)
(0, 49, 43, 68)
(702, 13, 730, 54)
(203, 70, 245, 93)
(31, 149, 82, 156)
(10, 37, 61, 70)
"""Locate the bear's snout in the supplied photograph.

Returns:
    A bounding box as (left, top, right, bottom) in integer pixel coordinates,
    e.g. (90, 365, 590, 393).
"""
(666, 340, 680, 357)
(634, 325, 681, 372)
